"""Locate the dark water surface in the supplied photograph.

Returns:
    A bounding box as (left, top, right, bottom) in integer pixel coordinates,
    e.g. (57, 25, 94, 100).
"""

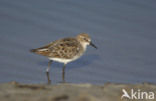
(0, 0, 156, 84)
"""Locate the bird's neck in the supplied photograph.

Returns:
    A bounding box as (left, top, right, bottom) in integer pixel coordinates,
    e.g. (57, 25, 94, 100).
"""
(80, 42, 89, 51)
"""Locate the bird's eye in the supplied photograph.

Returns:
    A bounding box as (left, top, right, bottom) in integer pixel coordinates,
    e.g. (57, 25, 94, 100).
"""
(84, 38, 88, 41)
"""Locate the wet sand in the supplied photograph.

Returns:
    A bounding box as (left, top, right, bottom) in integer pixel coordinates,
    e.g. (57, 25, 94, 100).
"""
(0, 82, 156, 101)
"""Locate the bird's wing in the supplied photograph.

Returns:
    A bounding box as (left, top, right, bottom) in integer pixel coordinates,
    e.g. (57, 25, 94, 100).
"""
(31, 38, 82, 59)
(30, 40, 58, 56)
(49, 38, 81, 59)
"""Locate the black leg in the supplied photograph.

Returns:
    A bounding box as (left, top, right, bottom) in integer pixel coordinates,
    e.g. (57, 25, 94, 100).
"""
(46, 60, 52, 84)
(62, 64, 66, 83)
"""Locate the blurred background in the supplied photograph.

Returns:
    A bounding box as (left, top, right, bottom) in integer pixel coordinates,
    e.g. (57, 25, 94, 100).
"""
(0, 0, 156, 84)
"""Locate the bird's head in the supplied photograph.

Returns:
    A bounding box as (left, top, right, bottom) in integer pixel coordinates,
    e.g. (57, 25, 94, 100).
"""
(76, 33, 97, 49)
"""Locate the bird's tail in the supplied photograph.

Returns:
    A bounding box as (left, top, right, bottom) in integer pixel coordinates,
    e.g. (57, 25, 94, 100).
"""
(30, 48, 50, 56)
(30, 49, 38, 53)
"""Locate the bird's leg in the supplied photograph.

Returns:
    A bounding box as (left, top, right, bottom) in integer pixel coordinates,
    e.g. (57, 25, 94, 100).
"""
(62, 64, 66, 83)
(46, 60, 53, 84)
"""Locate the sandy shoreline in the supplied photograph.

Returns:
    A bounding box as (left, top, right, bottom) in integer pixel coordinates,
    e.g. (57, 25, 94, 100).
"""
(0, 82, 156, 101)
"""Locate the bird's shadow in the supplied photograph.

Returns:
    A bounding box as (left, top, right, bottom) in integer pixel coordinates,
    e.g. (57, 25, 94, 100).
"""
(38, 54, 100, 69)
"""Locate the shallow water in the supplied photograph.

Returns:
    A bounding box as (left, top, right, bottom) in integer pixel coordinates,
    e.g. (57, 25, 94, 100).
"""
(0, 0, 156, 84)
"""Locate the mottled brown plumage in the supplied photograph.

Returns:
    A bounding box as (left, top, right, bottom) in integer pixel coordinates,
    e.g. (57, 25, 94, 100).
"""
(30, 33, 97, 83)
(31, 38, 84, 59)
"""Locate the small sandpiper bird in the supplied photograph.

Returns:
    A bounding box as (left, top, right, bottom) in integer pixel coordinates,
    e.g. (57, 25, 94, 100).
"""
(30, 33, 97, 84)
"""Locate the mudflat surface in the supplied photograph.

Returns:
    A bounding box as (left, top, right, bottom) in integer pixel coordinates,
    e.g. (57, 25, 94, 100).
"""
(0, 82, 156, 101)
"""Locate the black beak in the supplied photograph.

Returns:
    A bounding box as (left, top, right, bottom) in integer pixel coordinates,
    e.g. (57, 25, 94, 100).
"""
(90, 41, 97, 49)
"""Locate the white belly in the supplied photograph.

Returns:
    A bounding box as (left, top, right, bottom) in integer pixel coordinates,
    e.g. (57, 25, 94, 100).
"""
(49, 55, 81, 64)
